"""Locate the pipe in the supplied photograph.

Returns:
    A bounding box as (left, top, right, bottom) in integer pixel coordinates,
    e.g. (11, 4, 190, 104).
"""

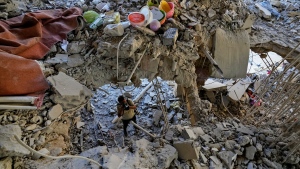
(0, 96, 37, 104)
(0, 105, 37, 110)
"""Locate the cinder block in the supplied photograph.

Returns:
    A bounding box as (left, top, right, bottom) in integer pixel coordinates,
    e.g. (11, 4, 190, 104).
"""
(173, 140, 199, 160)
(163, 28, 178, 46)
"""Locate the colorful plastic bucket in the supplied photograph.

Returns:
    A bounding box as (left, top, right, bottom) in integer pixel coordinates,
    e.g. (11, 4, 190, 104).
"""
(159, 2, 174, 18)
(128, 12, 145, 26)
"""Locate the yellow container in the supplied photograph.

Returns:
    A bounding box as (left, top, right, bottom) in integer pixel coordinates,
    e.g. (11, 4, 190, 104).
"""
(160, 0, 171, 12)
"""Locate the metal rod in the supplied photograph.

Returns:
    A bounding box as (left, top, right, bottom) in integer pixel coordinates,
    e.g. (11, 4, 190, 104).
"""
(130, 121, 156, 138)
(125, 44, 149, 85)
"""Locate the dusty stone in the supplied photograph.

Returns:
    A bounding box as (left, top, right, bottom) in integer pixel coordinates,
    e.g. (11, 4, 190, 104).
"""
(173, 140, 199, 160)
(236, 127, 254, 135)
(48, 104, 63, 120)
(256, 143, 263, 151)
(162, 28, 178, 46)
(245, 146, 256, 160)
(247, 162, 254, 169)
(217, 151, 237, 169)
(50, 147, 63, 156)
(210, 156, 223, 169)
(225, 140, 237, 151)
(200, 134, 212, 143)
(200, 151, 208, 163)
(208, 8, 216, 18)
(45, 120, 51, 126)
(182, 128, 197, 140)
(153, 110, 162, 126)
(0, 125, 30, 157)
(193, 127, 205, 137)
(238, 136, 251, 146)
(262, 158, 278, 169)
(67, 54, 84, 67)
(165, 130, 174, 141)
(0, 157, 12, 169)
(67, 41, 85, 54)
(156, 144, 178, 169)
(25, 124, 37, 131)
(103, 153, 123, 169)
(32, 148, 50, 160)
(45, 54, 68, 64)
(76, 121, 85, 129)
(30, 116, 43, 124)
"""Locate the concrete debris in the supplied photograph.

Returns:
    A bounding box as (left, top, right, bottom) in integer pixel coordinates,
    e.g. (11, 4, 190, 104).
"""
(173, 140, 199, 160)
(212, 28, 250, 78)
(181, 128, 197, 140)
(255, 3, 272, 20)
(47, 104, 63, 120)
(0, 157, 12, 169)
(0, 125, 30, 157)
(245, 146, 257, 160)
(217, 151, 237, 169)
(162, 28, 178, 46)
(1, 0, 300, 168)
(67, 54, 84, 67)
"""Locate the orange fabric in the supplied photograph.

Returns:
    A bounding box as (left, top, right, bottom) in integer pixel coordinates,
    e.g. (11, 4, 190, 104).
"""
(0, 7, 82, 96)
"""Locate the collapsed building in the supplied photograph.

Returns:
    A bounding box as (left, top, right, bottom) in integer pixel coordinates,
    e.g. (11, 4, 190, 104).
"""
(0, 0, 299, 168)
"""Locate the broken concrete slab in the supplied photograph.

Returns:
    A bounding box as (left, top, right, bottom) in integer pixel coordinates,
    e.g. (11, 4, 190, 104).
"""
(45, 54, 68, 64)
(67, 41, 85, 54)
(202, 79, 227, 91)
(210, 156, 223, 169)
(67, 54, 84, 67)
(212, 28, 250, 78)
(200, 134, 213, 143)
(0, 157, 12, 169)
(156, 144, 178, 169)
(238, 136, 251, 146)
(0, 124, 30, 157)
(217, 151, 237, 169)
(182, 128, 197, 140)
(173, 140, 199, 160)
(47, 72, 92, 108)
(245, 146, 257, 160)
(192, 127, 205, 137)
(236, 127, 254, 135)
(48, 104, 63, 120)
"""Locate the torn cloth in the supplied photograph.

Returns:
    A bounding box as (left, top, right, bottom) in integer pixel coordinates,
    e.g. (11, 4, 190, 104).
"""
(0, 7, 82, 96)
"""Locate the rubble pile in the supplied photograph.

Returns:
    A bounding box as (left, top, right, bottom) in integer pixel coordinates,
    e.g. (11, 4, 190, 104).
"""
(0, 0, 300, 169)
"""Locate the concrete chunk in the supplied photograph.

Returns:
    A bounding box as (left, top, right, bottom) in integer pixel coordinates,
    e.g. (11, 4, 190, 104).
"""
(0, 157, 12, 169)
(48, 104, 63, 120)
(47, 72, 84, 98)
(217, 151, 237, 169)
(0, 125, 30, 157)
(45, 54, 68, 64)
(162, 28, 178, 46)
(67, 54, 84, 67)
(245, 146, 257, 160)
(193, 127, 205, 137)
(236, 127, 254, 135)
(173, 140, 199, 160)
(182, 128, 197, 140)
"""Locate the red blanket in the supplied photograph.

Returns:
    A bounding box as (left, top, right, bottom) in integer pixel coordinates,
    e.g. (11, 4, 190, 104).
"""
(0, 7, 82, 96)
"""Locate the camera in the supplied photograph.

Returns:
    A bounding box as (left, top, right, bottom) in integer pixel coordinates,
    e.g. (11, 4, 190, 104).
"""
(123, 103, 130, 110)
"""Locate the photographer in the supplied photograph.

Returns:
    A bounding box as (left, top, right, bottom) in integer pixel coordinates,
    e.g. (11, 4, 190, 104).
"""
(117, 95, 137, 137)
